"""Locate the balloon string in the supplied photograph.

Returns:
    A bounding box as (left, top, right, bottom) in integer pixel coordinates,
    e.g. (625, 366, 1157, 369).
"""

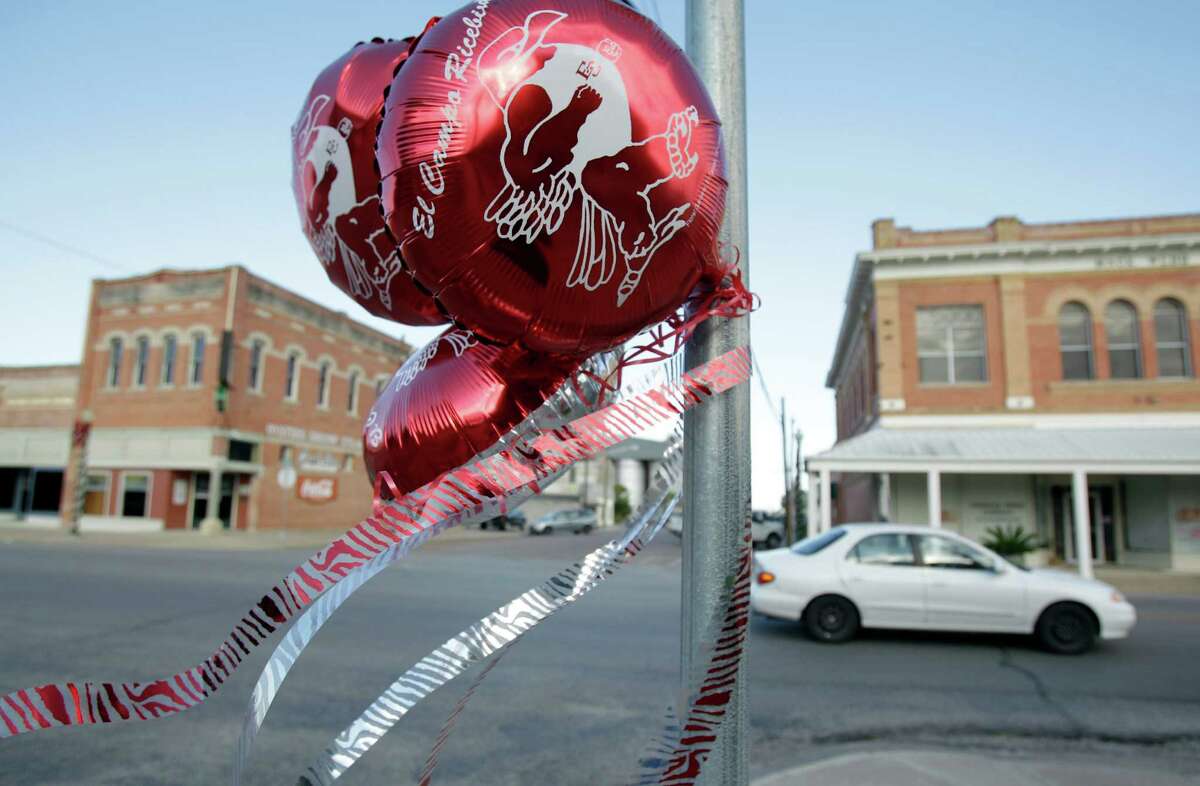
(572, 248, 756, 409)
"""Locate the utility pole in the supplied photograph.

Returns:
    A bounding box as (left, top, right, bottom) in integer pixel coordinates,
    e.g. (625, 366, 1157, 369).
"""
(794, 427, 804, 537)
(682, 1, 749, 783)
(780, 398, 796, 545)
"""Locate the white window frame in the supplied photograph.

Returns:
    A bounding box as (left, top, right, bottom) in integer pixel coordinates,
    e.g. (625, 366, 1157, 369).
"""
(915, 305, 988, 385)
(189, 332, 206, 386)
(107, 337, 123, 388)
(1154, 298, 1193, 378)
(248, 339, 266, 393)
(1104, 299, 1142, 379)
(132, 335, 151, 388)
(83, 472, 111, 516)
(1059, 302, 1095, 381)
(317, 361, 331, 409)
(117, 471, 152, 518)
(161, 333, 178, 387)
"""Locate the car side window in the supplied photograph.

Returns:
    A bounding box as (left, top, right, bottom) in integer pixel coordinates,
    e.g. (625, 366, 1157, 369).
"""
(849, 534, 917, 566)
(918, 536, 992, 570)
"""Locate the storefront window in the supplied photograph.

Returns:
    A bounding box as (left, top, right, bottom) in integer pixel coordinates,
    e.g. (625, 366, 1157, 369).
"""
(121, 473, 150, 517)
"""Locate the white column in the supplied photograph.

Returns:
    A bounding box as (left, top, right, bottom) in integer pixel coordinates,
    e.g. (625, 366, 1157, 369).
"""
(199, 468, 224, 534)
(806, 470, 818, 536)
(819, 469, 832, 534)
(878, 473, 892, 522)
(1072, 469, 1094, 579)
(927, 469, 942, 528)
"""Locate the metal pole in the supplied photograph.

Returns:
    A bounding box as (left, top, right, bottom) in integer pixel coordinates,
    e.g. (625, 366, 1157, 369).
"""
(780, 398, 796, 544)
(793, 428, 803, 538)
(682, 1, 750, 783)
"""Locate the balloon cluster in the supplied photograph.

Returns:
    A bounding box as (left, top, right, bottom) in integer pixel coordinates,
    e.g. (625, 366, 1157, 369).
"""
(291, 0, 727, 495)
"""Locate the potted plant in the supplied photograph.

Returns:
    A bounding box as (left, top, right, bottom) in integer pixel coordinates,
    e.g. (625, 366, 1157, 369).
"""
(982, 525, 1045, 567)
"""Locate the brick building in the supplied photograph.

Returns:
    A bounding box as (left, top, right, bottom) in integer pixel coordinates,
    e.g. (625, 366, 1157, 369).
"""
(809, 213, 1200, 576)
(0, 365, 79, 521)
(36, 266, 412, 532)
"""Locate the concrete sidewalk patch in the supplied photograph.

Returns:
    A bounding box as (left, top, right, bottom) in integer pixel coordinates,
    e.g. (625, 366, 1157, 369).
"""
(753, 749, 1194, 786)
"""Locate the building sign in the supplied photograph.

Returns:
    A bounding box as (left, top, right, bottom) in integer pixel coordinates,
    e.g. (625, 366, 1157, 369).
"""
(297, 448, 340, 474)
(267, 422, 359, 451)
(1093, 251, 1196, 270)
(172, 478, 188, 505)
(296, 475, 338, 504)
(1175, 503, 1200, 554)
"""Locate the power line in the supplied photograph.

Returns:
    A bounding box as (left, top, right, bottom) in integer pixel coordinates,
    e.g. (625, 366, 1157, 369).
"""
(0, 218, 129, 273)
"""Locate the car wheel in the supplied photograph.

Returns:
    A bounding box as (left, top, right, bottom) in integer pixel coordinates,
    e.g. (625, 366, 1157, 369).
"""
(582, 525, 593, 534)
(765, 532, 782, 549)
(803, 595, 860, 643)
(1035, 602, 1097, 655)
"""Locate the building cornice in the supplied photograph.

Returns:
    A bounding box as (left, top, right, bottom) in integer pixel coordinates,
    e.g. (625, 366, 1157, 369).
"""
(860, 232, 1200, 267)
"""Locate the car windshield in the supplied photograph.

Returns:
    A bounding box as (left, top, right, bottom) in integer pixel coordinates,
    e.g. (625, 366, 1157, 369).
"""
(791, 528, 847, 555)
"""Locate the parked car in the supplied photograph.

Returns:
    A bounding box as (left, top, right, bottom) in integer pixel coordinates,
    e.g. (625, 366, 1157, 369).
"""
(530, 508, 596, 535)
(481, 510, 526, 531)
(750, 524, 1136, 654)
(751, 511, 785, 549)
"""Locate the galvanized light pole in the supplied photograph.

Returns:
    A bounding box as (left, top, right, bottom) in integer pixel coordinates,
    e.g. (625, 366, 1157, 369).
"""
(681, 1, 750, 783)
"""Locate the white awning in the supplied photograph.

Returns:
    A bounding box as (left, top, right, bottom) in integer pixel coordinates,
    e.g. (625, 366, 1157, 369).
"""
(807, 427, 1200, 475)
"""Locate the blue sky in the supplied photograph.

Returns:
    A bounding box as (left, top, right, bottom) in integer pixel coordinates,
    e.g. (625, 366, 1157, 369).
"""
(1, 1, 1197, 508)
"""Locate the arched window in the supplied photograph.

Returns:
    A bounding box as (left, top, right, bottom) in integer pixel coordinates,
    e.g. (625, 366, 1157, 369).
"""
(317, 361, 331, 407)
(1104, 300, 1141, 379)
(161, 334, 177, 385)
(1058, 302, 1093, 380)
(107, 337, 123, 388)
(190, 332, 206, 385)
(1155, 298, 1193, 378)
(248, 339, 265, 391)
(133, 336, 150, 387)
(347, 371, 359, 413)
(285, 352, 301, 401)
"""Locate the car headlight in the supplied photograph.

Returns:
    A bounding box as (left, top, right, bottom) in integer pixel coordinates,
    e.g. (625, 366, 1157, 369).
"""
(1110, 590, 1126, 604)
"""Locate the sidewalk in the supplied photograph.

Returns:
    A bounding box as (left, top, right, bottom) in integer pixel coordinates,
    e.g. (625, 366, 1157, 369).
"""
(754, 750, 1195, 786)
(1094, 566, 1200, 597)
(0, 521, 519, 552)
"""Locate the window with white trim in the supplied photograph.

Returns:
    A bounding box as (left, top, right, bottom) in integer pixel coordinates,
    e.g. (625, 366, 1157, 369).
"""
(107, 337, 123, 388)
(1104, 299, 1141, 379)
(285, 352, 300, 400)
(190, 333, 206, 385)
(317, 362, 331, 407)
(1058, 302, 1094, 381)
(1155, 298, 1193, 378)
(121, 473, 150, 517)
(161, 334, 177, 385)
(916, 305, 987, 384)
(248, 339, 265, 391)
(347, 371, 359, 412)
(133, 336, 150, 387)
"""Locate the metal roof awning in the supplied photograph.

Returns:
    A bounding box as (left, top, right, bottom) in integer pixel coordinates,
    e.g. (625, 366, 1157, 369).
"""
(807, 427, 1200, 475)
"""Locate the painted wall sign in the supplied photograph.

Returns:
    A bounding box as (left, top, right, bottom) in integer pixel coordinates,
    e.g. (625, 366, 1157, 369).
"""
(266, 423, 360, 451)
(296, 475, 338, 504)
(171, 478, 188, 506)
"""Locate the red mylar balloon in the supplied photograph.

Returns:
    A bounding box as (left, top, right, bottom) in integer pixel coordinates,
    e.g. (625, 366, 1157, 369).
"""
(363, 327, 579, 495)
(293, 38, 446, 326)
(377, 0, 727, 355)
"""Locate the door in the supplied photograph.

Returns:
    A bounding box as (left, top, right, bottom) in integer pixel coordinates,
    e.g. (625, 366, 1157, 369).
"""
(838, 532, 925, 627)
(916, 534, 1025, 631)
(1052, 485, 1115, 564)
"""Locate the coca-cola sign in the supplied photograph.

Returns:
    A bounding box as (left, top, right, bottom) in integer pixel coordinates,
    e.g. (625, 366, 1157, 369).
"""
(296, 475, 338, 504)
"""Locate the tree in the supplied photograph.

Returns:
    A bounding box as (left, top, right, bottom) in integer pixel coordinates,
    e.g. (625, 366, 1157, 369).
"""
(613, 483, 631, 523)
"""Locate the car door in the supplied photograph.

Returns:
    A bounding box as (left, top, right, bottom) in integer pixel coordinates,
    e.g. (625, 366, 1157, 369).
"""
(915, 534, 1026, 632)
(838, 532, 926, 628)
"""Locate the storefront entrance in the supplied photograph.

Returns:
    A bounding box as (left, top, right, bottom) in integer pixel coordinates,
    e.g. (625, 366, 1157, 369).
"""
(191, 473, 238, 530)
(1051, 485, 1116, 564)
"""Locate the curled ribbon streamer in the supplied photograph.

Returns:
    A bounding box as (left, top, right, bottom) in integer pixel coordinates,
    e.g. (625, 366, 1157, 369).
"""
(236, 352, 676, 780)
(299, 422, 683, 786)
(0, 347, 748, 741)
(633, 528, 752, 786)
(233, 467, 569, 785)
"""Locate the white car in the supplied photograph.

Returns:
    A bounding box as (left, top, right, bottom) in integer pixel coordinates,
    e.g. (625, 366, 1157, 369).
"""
(750, 524, 1136, 655)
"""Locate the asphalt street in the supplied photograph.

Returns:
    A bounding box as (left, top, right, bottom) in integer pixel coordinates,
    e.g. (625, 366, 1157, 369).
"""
(0, 529, 1198, 785)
